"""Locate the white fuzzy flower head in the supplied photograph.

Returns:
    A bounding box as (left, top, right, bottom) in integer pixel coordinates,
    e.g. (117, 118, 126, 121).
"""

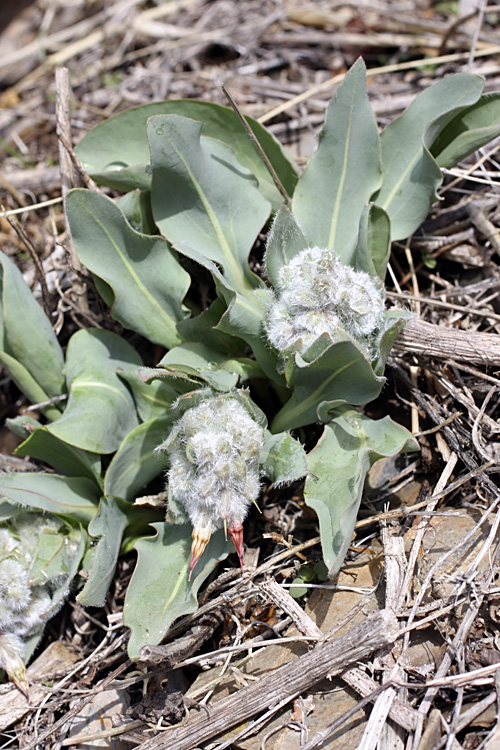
(161, 392, 265, 578)
(0, 513, 80, 698)
(265, 247, 385, 362)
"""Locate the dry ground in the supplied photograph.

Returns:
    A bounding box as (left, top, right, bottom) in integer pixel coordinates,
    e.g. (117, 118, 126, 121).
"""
(2, 1, 500, 748)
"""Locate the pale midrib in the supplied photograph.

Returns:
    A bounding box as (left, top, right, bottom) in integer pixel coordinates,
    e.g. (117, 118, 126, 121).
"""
(380, 88, 482, 214)
(83, 205, 178, 336)
(277, 358, 360, 429)
(164, 135, 254, 295)
(327, 78, 359, 251)
(380, 147, 421, 215)
(162, 560, 190, 618)
(72, 380, 131, 403)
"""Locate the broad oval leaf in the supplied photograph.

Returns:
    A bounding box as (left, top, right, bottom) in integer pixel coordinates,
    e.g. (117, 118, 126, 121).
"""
(373, 74, 484, 240)
(74, 99, 299, 208)
(305, 406, 418, 577)
(148, 115, 271, 296)
(118, 368, 177, 422)
(0, 251, 65, 405)
(431, 92, 500, 168)
(271, 338, 386, 433)
(292, 58, 382, 261)
(66, 190, 190, 349)
(104, 416, 173, 501)
(48, 329, 140, 454)
(0, 473, 99, 522)
(15, 427, 102, 487)
(124, 522, 232, 659)
(261, 431, 308, 485)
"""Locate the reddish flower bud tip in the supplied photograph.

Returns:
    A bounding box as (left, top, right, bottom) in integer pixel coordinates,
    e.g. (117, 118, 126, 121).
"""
(228, 520, 244, 569)
(188, 526, 212, 580)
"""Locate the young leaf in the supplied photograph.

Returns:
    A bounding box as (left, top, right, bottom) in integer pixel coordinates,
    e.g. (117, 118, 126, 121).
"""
(271, 338, 386, 433)
(172, 241, 284, 386)
(430, 92, 500, 168)
(292, 58, 382, 260)
(353, 204, 391, 280)
(0, 251, 65, 407)
(261, 431, 308, 485)
(159, 342, 264, 389)
(66, 190, 190, 349)
(265, 206, 309, 289)
(104, 416, 173, 501)
(148, 115, 271, 297)
(305, 406, 418, 577)
(158, 343, 240, 393)
(0, 473, 99, 522)
(115, 189, 156, 234)
(176, 297, 247, 356)
(77, 496, 129, 607)
(124, 523, 232, 659)
(373, 74, 484, 240)
(74, 99, 298, 208)
(47, 329, 140, 454)
(118, 369, 178, 422)
(15, 427, 102, 487)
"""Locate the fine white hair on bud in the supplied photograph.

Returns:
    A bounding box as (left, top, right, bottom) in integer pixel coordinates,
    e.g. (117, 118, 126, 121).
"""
(265, 246, 385, 361)
(0, 512, 81, 698)
(159, 391, 265, 577)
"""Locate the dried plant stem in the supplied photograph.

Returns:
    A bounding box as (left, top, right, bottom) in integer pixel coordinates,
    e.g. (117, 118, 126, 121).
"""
(221, 84, 291, 207)
(137, 610, 399, 750)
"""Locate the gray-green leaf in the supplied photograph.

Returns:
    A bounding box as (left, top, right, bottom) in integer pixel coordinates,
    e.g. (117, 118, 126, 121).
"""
(124, 523, 231, 659)
(148, 115, 271, 297)
(47, 329, 140, 454)
(261, 431, 308, 485)
(15, 427, 102, 487)
(0, 251, 65, 412)
(271, 338, 386, 433)
(431, 92, 500, 168)
(373, 74, 484, 241)
(0, 473, 99, 522)
(305, 406, 418, 577)
(74, 99, 298, 208)
(66, 189, 190, 349)
(104, 416, 173, 501)
(77, 496, 129, 607)
(292, 58, 382, 261)
(265, 206, 309, 289)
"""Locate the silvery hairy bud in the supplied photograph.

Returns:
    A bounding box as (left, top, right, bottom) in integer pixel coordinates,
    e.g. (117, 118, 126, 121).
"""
(156, 390, 266, 579)
(264, 246, 386, 363)
(0, 512, 82, 699)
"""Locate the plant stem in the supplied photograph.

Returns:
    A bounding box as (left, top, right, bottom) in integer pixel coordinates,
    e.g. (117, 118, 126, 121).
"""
(221, 85, 291, 208)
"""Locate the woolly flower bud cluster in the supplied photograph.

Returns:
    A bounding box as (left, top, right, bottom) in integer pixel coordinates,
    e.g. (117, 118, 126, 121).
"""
(0, 513, 80, 697)
(265, 246, 385, 361)
(161, 393, 265, 578)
